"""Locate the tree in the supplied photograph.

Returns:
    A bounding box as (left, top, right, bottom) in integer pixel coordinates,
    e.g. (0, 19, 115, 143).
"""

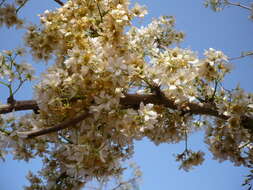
(0, 0, 253, 189)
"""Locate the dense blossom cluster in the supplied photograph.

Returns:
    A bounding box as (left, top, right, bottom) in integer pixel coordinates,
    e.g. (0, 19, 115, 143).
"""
(206, 87, 253, 165)
(0, 0, 28, 28)
(0, 0, 252, 189)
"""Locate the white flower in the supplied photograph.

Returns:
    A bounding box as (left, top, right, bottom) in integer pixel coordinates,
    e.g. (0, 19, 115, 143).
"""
(248, 104, 253, 109)
(132, 3, 148, 18)
(138, 103, 158, 131)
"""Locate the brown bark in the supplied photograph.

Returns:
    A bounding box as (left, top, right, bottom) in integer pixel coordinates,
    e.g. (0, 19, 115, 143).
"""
(0, 93, 252, 138)
(0, 100, 38, 114)
(54, 0, 64, 6)
(18, 112, 90, 138)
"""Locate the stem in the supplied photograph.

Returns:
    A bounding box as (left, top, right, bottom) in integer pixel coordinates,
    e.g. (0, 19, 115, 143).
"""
(229, 51, 253, 61)
(0, 80, 9, 87)
(59, 134, 74, 144)
(239, 141, 251, 149)
(224, 0, 252, 11)
(95, 0, 103, 22)
(8, 84, 13, 98)
(54, 0, 64, 6)
(17, 111, 90, 138)
(211, 80, 219, 101)
(7, 55, 13, 70)
(12, 80, 25, 95)
(184, 126, 188, 152)
(16, 0, 29, 13)
(111, 177, 139, 190)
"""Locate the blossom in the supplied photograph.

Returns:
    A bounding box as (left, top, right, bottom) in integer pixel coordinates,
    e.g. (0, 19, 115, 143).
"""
(176, 150, 205, 172)
(138, 103, 158, 132)
(131, 3, 148, 18)
(0, 4, 23, 28)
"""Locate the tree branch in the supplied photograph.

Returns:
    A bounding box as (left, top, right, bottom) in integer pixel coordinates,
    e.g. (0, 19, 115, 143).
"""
(1, 93, 252, 138)
(229, 51, 253, 61)
(225, 0, 252, 11)
(18, 111, 90, 138)
(0, 100, 38, 114)
(120, 94, 226, 119)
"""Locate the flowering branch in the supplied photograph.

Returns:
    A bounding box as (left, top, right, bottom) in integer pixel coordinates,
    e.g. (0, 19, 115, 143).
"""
(120, 94, 226, 119)
(1, 93, 253, 138)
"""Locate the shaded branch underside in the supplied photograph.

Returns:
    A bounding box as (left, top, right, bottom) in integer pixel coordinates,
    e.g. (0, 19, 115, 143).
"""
(0, 93, 252, 138)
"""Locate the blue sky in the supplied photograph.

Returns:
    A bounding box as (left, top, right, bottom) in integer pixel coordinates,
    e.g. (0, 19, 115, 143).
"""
(0, 0, 252, 189)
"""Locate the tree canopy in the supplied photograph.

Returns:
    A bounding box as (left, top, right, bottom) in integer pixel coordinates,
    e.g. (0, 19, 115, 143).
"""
(0, 0, 253, 189)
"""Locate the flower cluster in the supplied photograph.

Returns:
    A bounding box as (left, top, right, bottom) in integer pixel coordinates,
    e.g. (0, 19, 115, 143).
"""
(176, 150, 205, 172)
(205, 87, 253, 166)
(0, 1, 25, 28)
(127, 16, 184, 57)
(0, 113, 48, 162)
(197, 48, 231, 82)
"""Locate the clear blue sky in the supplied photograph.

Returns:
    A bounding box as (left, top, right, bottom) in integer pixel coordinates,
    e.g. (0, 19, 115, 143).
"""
(0, 0, 252, 189)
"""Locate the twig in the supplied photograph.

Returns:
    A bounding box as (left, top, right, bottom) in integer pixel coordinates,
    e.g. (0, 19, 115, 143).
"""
(17, 111, 90, 138)
(59, 134, 74, 144)
(12, 80, 26, 96)
(111, 177, 139, 190)
(224, 0, 252, 11)
(0, 80, 9, 87)
(229, 52, 253, 61)
(210, 80, 219, 101)
(239, 141, 251, 149)
(184, 126, 188, 152)
(16, 0, 29, 13)
(54, 0, 64, 6)
(95, 0, 103, 22)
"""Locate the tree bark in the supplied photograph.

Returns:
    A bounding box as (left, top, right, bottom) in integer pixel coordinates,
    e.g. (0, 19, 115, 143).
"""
(0, 93, 252, 138)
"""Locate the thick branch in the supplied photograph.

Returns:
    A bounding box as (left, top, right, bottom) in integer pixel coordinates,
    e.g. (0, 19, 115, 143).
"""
(120, 94, 227, 119)
(0, 100, 38, 114)
(1, 93, 252, 138)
